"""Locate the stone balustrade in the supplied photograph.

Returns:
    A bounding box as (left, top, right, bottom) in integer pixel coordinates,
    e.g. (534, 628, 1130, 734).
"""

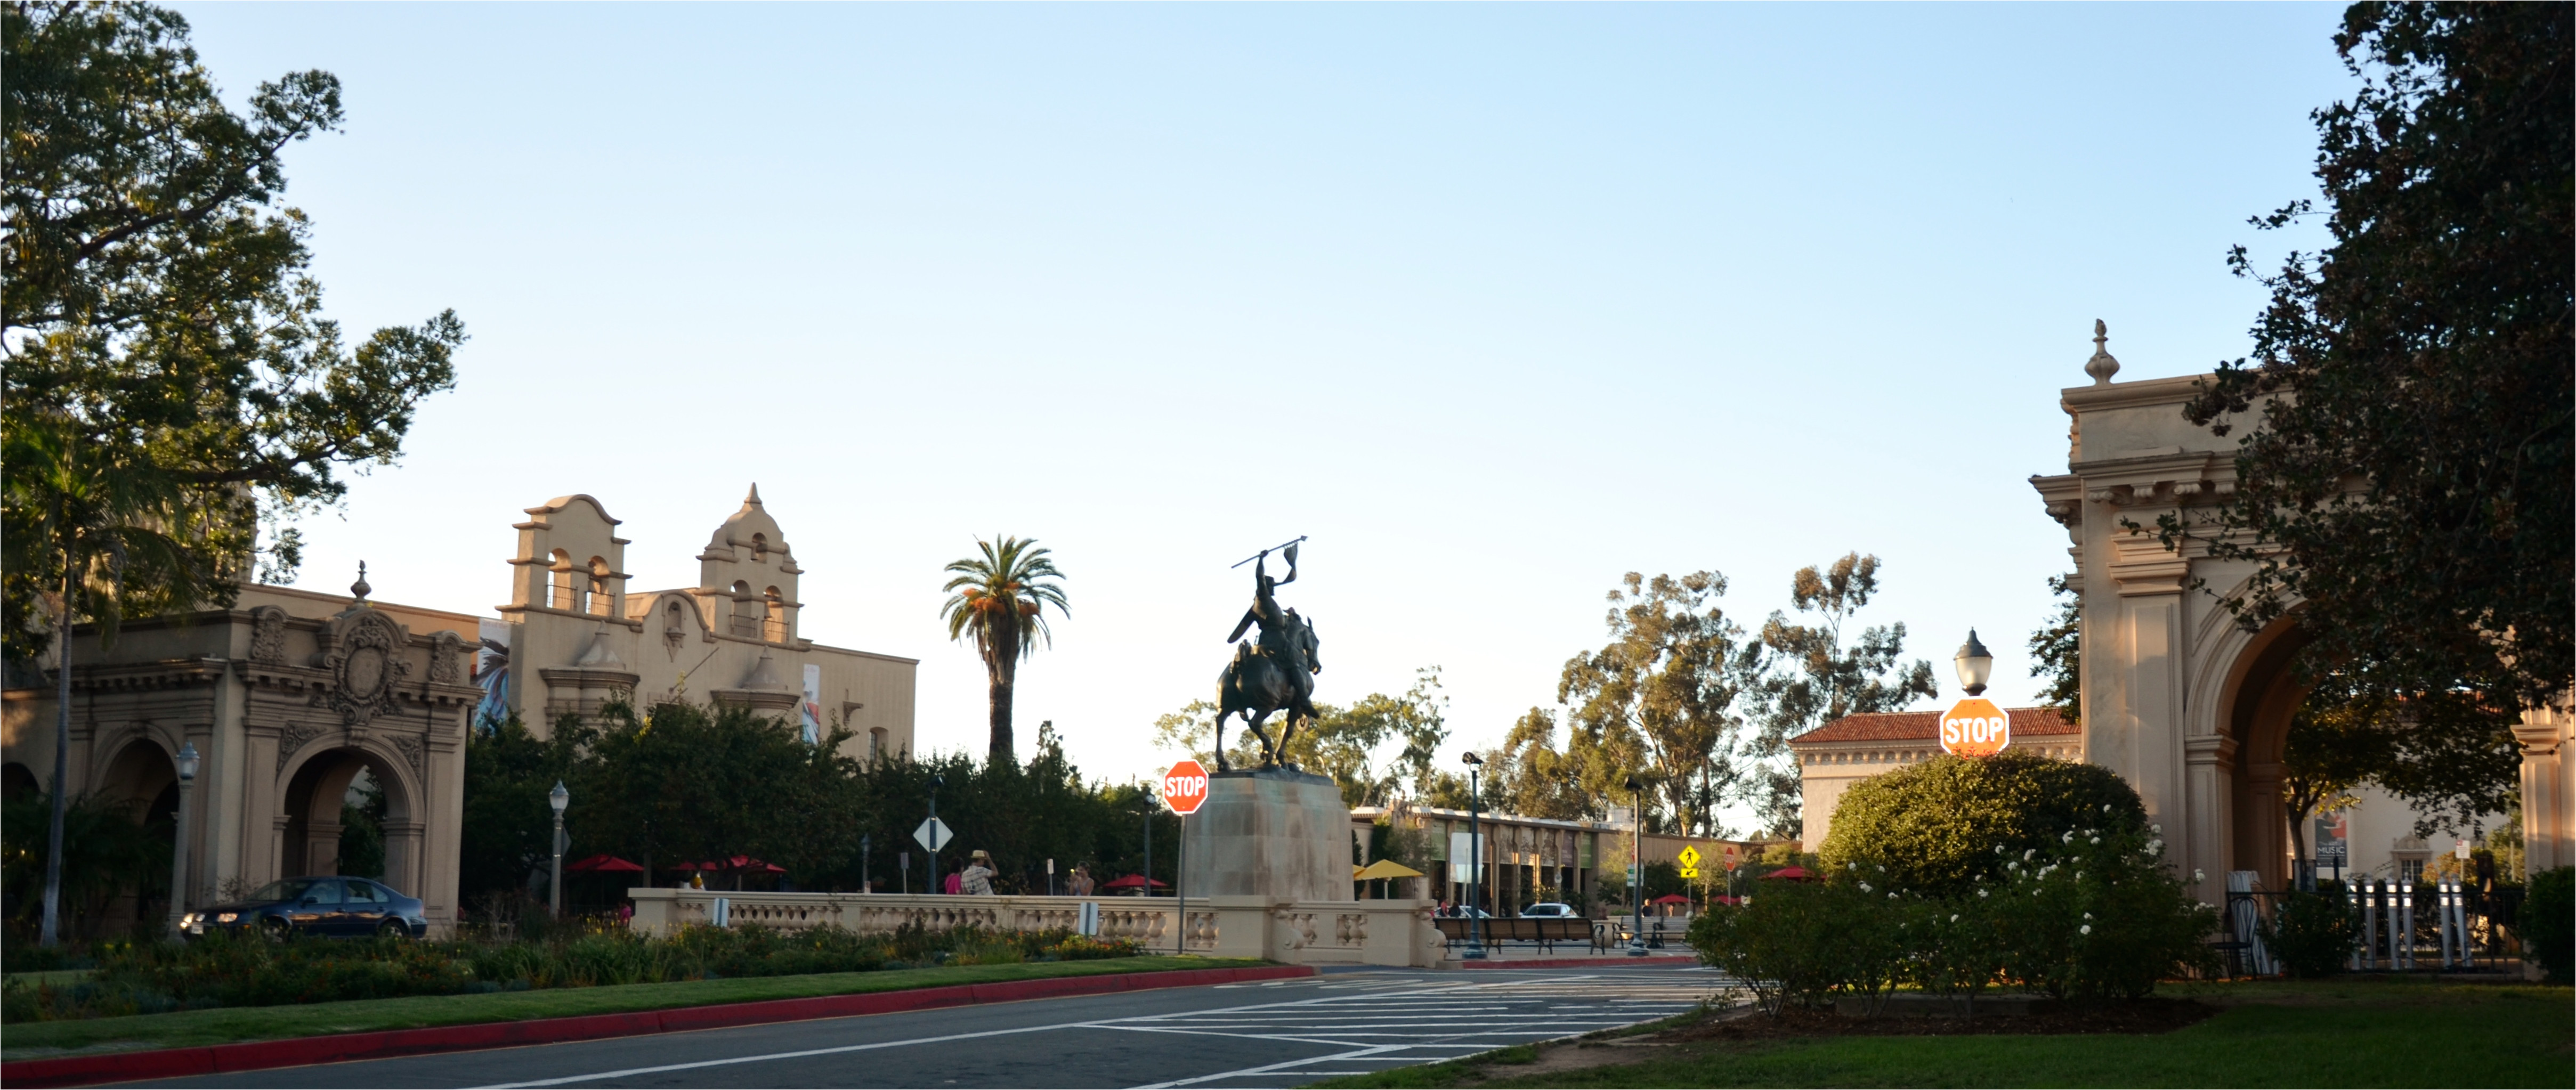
(627, 889, 1442, 967)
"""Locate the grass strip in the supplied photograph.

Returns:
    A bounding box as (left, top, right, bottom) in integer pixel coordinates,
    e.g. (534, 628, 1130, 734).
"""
(1307, 981, 2570, 1090)
(3, 955, 1261, 1060)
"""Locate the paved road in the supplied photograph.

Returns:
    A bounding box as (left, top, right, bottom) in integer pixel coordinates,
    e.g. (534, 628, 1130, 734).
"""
(126, 966, 1726, 1090)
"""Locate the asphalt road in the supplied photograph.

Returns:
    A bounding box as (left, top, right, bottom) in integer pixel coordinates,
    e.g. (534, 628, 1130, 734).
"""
(124, 966, 1727, 1090)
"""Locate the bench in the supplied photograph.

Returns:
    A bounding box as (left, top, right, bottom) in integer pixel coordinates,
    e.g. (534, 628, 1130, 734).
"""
(1434, 916, 1594, 953)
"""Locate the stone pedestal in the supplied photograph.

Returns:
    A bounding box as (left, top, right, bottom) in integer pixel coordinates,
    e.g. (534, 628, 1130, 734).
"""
(1180, 769, 1352, 904)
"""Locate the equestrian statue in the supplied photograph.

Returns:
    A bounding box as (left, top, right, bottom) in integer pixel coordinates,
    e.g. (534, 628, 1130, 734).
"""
(1215, 538, 1322, 771)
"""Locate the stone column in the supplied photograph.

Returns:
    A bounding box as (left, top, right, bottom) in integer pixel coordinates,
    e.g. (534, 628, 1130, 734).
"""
(382, 819, 425, 899)
(2514, 698, 2573, 876)
(2183, 735, 2235, 904)
(304, 819, 344, 876)
(2109, 534, 2193, 884)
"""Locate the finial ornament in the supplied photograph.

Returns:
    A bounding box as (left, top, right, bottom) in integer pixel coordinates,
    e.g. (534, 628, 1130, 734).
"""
(745, 483, 763, 506)
(351, 562, 372, 604)
(2085, 319, 2121, 386)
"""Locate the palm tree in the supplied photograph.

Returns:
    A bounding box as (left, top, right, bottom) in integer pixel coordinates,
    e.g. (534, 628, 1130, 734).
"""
(941, 536, 1069, 766)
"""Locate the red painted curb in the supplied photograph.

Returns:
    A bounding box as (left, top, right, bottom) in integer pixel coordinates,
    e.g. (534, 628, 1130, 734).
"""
(1, 964, 1316, 1088)
(1456, 954, 1700, 969)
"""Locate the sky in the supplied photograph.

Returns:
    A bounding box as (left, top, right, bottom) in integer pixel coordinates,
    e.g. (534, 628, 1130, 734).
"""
(171, 2, 2354, 831)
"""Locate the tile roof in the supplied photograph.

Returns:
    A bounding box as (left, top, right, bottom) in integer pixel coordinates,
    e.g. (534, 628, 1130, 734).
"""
(1789, 706, 2076, 745)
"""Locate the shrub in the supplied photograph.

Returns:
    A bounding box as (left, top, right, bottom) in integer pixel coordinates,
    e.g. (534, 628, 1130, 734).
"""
(1686, 879, 1902, 1018)
(2263, 889, 2359, 977)
(1984, 823, 2218, 1000)
(2524, 865, 2573, 983)
(1821, 752, 2148, 897)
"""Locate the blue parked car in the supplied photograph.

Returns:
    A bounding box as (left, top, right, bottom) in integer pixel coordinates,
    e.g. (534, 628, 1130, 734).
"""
(181, 877, 429, 940)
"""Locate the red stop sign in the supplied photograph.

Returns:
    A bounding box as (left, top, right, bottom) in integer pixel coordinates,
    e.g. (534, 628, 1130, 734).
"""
(1162, 759, 1211, 816)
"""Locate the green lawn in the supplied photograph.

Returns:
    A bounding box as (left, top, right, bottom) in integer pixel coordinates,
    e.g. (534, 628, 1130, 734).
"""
(3, 954, 1261, 1060)
(1310, 979, 2573, 1089)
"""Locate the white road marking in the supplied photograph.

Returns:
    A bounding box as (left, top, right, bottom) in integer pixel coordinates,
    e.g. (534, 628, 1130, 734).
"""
(465, 973, 1720, 1090)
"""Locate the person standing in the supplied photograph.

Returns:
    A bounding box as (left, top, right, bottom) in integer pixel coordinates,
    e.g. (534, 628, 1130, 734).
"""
(1068, 864, 1096, 897)
(962, 850, 997, 896)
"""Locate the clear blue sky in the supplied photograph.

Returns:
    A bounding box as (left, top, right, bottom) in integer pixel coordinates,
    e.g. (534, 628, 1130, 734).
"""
(174, 2, 2352, 831)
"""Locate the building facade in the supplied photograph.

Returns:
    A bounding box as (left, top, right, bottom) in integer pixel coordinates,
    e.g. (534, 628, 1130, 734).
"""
(2023, 330, 2556, 901)
(484, 487, 917, 765)
(1, 487, 917, 937)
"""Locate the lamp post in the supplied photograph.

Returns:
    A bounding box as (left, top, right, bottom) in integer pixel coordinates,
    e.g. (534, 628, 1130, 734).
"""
(1462, 751, 1486, 959)
(1624, 774, 1646, 957)
(165, 742, 199, 940)
(548, 780, 569, 916)
(928, 775, 945, 895)
(1954, 630, 1993, 696)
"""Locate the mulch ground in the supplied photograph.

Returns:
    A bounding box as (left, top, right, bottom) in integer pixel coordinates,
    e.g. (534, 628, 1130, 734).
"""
(1663, 998, 2217, 1041)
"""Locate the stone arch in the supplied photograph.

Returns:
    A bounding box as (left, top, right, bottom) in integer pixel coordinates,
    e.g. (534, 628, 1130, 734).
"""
(549, 550, 578, 611)
(2, 762, 38, 800)
(2187, 591, 2311, 891)
(728, 580, 760, 637)
(277, 742, 423, 896)
(763, 585, 787, 642)
(587, 557, 614, 616)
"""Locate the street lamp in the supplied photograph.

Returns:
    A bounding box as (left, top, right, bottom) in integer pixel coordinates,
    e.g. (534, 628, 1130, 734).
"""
(548, 780, 569, 916)
(165, 742, 199, 940)
(928, 775, 945, 896)
(1624, 774, 1646, 957)
(1462, 751, 1486, 961)
(1954, 630, 1993, 696)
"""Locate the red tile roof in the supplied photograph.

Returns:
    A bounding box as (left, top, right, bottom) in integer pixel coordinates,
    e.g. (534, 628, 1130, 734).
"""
(1789, 706, 2076, 745)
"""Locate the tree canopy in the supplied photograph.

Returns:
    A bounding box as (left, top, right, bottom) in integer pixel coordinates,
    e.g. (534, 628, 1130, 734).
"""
(2165, 2, 2571, 710)
(2, 1, 465, 660)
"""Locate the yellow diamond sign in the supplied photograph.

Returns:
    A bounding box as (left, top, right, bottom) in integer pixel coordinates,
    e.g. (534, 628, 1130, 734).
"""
(1676, 844, 1702, 878)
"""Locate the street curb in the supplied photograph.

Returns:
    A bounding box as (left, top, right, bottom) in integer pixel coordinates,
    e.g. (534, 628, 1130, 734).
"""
(1453, 954, 1700, 969)
(0, 964, 1316, 1088)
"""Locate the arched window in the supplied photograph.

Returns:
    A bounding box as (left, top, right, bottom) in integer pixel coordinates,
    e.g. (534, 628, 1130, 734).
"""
(764, 586, 788, 642)
(729, 580, 760, 637)
(587, 558, 613, 615)
(751, 533, 768, 563)
(549, 551, 576, 611)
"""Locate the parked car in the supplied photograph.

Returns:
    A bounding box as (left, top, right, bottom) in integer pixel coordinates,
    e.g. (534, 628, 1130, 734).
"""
(181, 877, 428, 940)
(1519, 902, 1577, 918)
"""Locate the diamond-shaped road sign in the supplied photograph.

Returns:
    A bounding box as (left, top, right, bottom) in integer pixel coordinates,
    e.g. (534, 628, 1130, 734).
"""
(913, 817, 954, 854)
(1676, 843, 1702, 878)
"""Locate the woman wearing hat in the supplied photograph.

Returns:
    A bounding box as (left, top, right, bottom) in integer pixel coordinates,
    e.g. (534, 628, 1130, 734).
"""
(961, 850, 997, 896)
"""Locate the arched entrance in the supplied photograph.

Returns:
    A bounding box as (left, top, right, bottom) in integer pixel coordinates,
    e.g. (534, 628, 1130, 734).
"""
(95, 737, 180, 929)
(278, 746, 422, 896)
(2215, 615, 2312, 891)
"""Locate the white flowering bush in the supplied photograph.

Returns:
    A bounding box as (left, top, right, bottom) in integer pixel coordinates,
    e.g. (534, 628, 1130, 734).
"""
(1987, 824, 2219, 1000)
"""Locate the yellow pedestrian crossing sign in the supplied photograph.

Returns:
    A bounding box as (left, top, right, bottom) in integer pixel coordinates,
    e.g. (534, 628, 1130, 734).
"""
(1676, 844, 1702, 878)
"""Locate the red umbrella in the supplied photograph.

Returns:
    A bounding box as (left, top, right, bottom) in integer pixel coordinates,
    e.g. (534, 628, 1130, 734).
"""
(1098, 874, 1169, 890)
(1761, 865, 1818, 882)
(1651, 893, 1692, 905)
(564, 854, 644, 874)
(720, 855, 786, 874)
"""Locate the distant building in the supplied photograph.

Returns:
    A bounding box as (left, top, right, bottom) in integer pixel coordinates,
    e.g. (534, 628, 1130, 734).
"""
(1788, 706, 2081, 853)
(1, 487, 914, 937)
(1348, 803, 1771, 913)
(489, 487, 917, 764)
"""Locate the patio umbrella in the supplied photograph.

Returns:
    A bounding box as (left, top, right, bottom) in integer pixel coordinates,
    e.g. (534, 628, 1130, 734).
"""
(1354, 858, 1423, 899)
(563, 854, 644, 874)
(1099, 874, 1169, 893)
(1761, 865, 1818, 882)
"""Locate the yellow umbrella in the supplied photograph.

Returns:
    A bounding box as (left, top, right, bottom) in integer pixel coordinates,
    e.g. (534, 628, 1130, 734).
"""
(1354, 858, 1424, 899)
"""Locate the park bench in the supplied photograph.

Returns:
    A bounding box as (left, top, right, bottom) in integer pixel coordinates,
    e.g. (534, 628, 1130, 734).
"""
(1434, 916, 1593, 953)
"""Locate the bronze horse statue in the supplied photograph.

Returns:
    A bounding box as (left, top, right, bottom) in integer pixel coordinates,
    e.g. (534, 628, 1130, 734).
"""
(1214, 610, 1321, 771)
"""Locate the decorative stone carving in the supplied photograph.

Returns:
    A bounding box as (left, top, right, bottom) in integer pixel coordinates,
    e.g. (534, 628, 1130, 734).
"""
(276, 721, 329, 771)
(322, 611, 411, 731)
(428, 631, 464, 685)
(249, 607, 289, 665)
(392, 733, 427, 778)
(2084, 319, 2120, 386)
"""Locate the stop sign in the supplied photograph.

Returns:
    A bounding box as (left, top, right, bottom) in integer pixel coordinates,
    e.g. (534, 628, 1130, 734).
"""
(1161, 759, 1211, 816)
(1940, 697, 2012, 759)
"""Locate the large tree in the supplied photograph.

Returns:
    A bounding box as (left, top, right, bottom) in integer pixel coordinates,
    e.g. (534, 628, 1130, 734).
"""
(4, 2, 464, 944)
(1151, 667, 1449, 808)
(940, 535, 1068, 765)
(1558, 571, 1765, 837)
(2166, 3, 2571, 713)
(1748, 553, 1937, 839)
